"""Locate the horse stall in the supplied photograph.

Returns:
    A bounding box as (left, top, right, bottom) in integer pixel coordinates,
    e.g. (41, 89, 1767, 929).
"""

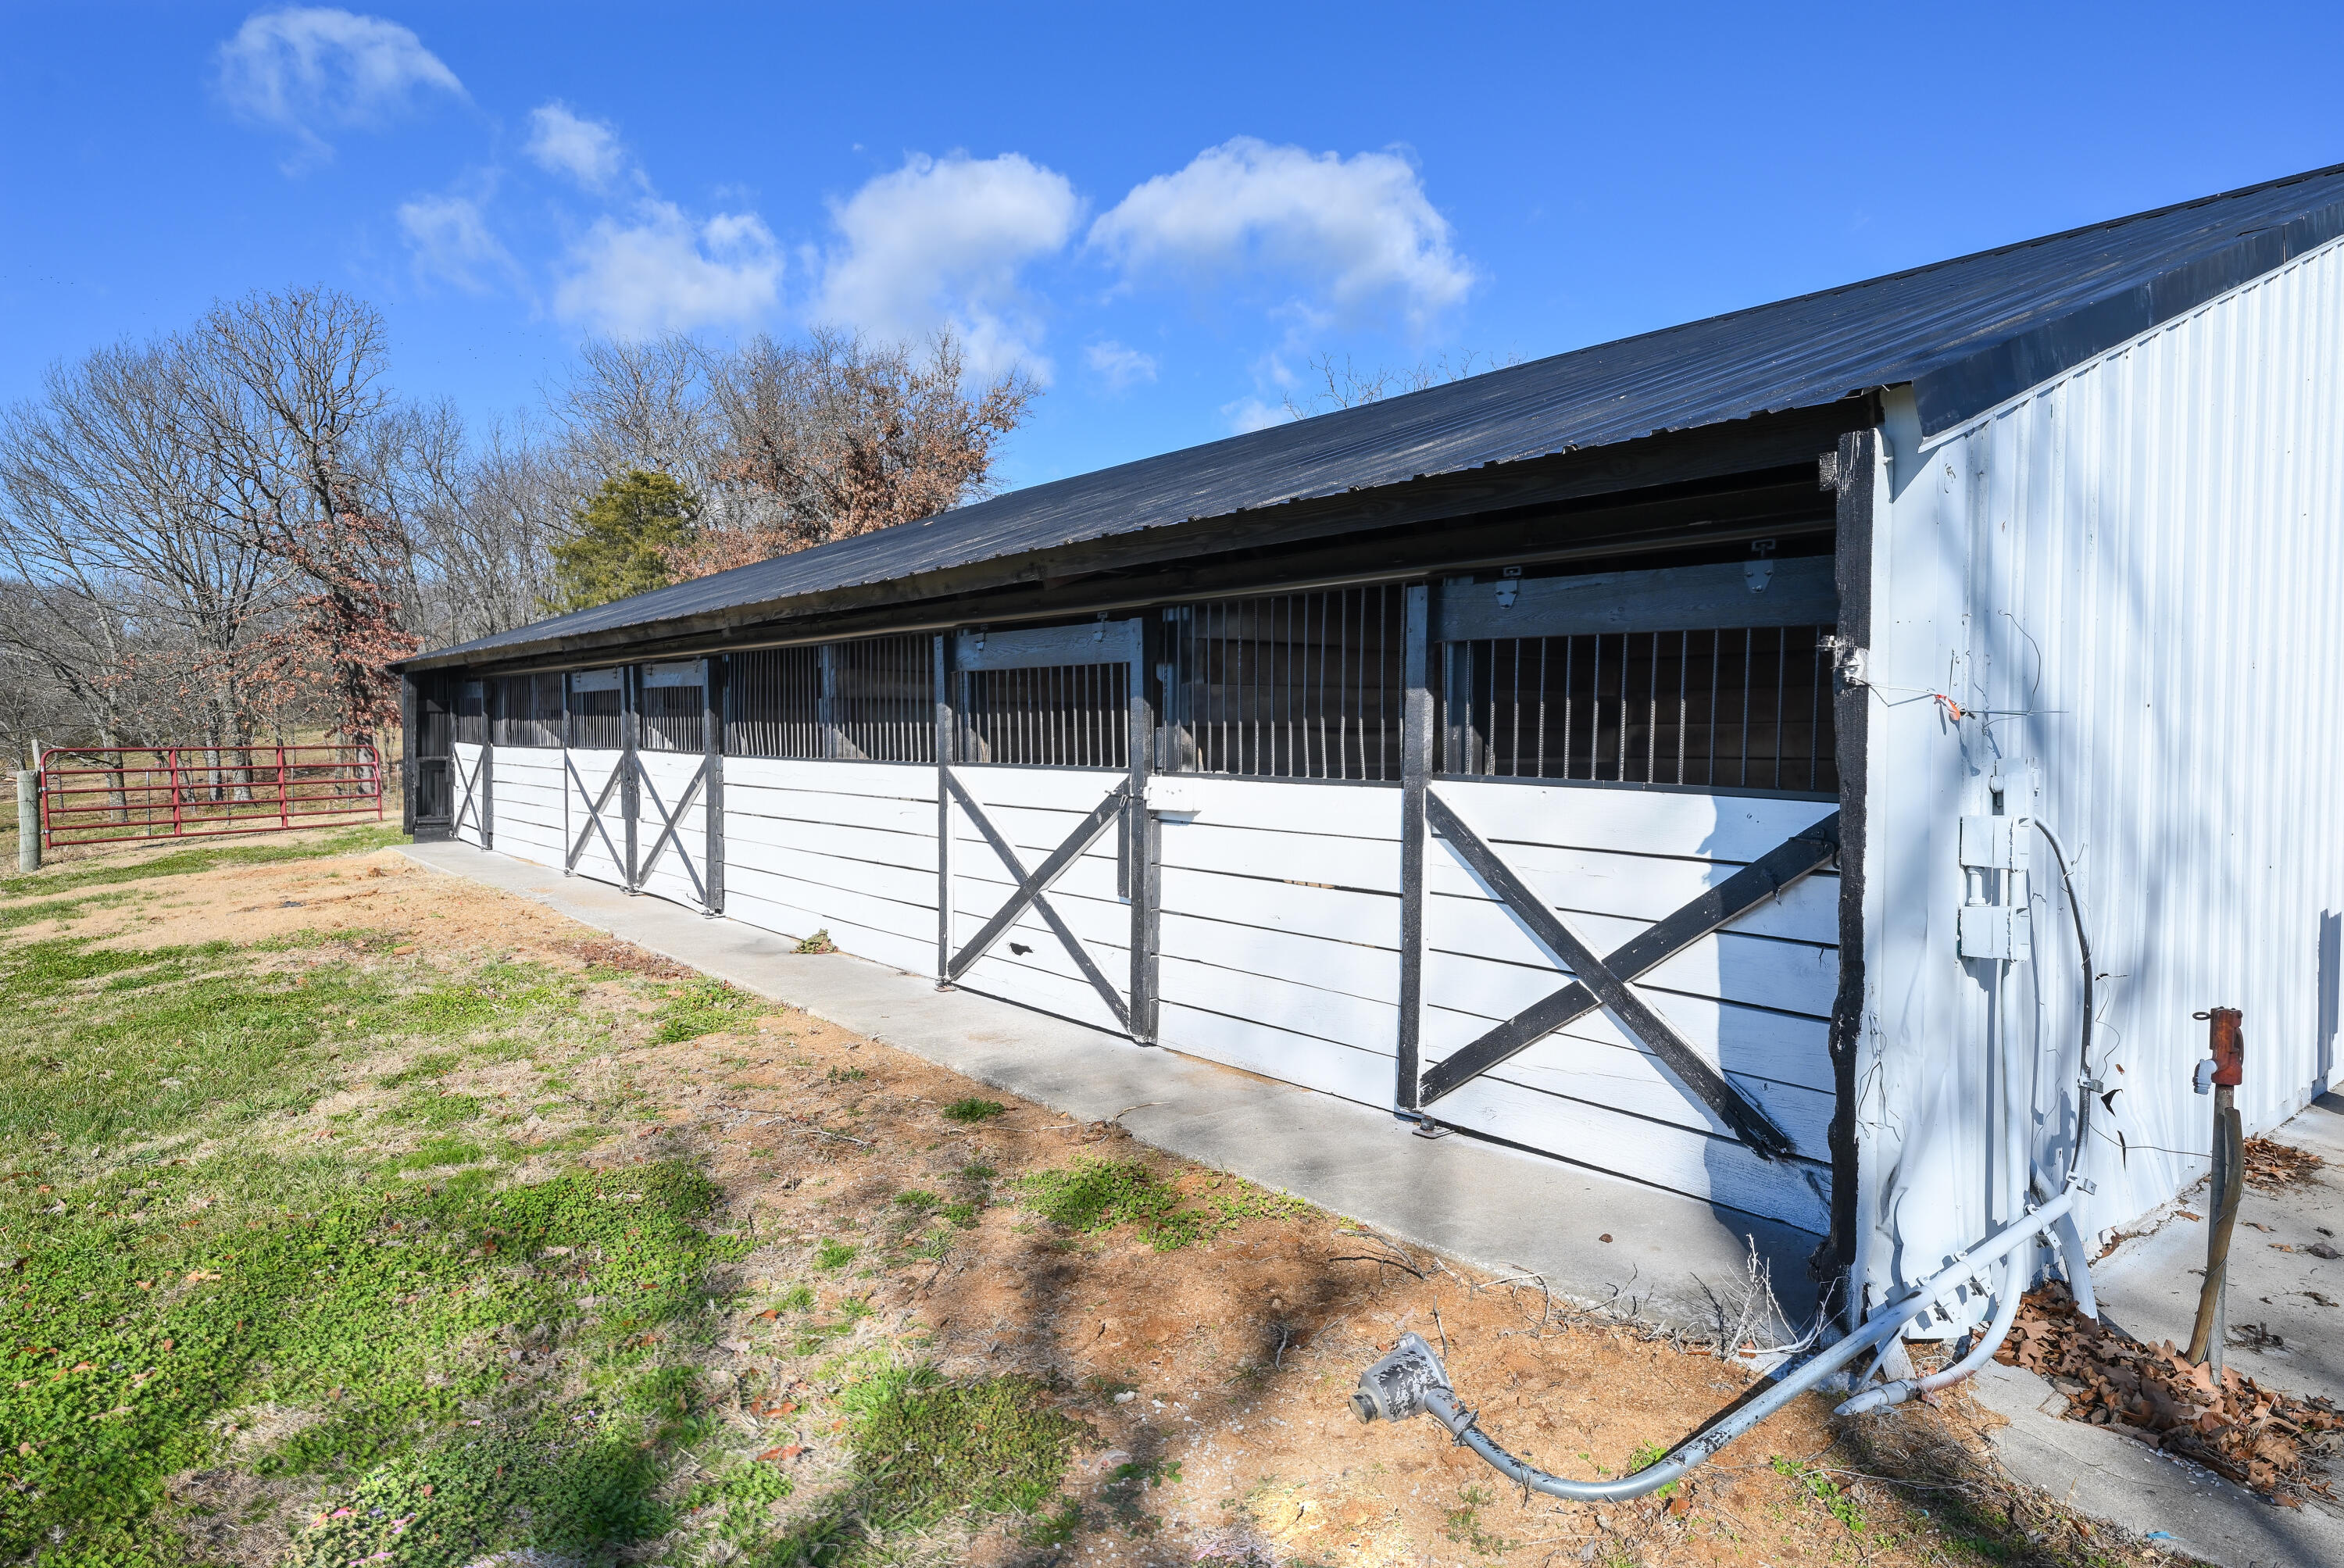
(398, 161, 2344, 1330)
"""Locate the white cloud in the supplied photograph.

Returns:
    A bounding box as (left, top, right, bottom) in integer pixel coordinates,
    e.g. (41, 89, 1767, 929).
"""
(1084, 339, 1158, 390)
(1091, 138, 1474, 327)
(813, 152, 1081, 380)
(215, 7, 464, 170)
(552, 200, 781, 338)
(525, 102, 630, 191)
(1220, 395, 1288, 434)
(397, 192, 520, 295)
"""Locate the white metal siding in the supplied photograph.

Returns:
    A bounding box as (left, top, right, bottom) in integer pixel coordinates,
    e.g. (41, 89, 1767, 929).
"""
(1863, 238, 2344, 1297)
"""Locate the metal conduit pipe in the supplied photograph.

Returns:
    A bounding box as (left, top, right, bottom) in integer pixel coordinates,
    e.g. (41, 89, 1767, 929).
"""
(1862, 814, 2105, 1412)
(1350, 1185, 2081, 1501)
(1834, 1248, 2028, 1416)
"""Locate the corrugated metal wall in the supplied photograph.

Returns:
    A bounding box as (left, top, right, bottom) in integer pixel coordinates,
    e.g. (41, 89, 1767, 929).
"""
(1861, 238, 2344, 1309)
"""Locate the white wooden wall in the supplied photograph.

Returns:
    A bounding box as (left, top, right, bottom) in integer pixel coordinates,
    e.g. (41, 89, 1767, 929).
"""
(1153, 777, 1402, 1105)
(724, 759, 936, 975)
(492, 748, 566, 868)
(456, 716, 1839, 1234)
(452, 742, 486, 848)
(1421, 782, 1838, 1232)
(565, 748, 628, 889)
(949, 766, 1130, 1034)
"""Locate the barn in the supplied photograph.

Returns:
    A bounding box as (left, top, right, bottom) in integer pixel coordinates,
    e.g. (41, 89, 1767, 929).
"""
(397, 162, 2344, 1330)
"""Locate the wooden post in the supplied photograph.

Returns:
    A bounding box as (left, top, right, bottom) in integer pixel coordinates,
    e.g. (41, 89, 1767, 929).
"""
(702, 655, 725, 916)
(620, 664, 641, 891)
(1127, 614, 1157, 1045)
(934, 632, 956, 988)
(1395, 583, 1432, 1115)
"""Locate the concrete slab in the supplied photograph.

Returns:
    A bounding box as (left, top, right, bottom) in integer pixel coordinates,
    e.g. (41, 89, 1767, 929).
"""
(398, 841, 1823, 1329)
(1968, 1360, 2344, 1567)
(2091, 1096, 2344, 1409)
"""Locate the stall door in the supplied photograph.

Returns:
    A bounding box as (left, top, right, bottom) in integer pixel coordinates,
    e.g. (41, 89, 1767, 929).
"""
(452, 679, 489, 848)
(564, 667, 630, 889)
(633, 661, 714, 911)
(942, 621, 1149, 1038)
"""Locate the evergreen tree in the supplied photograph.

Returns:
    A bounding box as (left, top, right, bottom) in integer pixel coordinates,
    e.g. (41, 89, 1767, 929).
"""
(546, 470, 698, 612)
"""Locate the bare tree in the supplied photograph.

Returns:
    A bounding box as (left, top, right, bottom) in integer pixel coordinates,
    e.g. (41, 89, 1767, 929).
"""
(551, 334, 723, 498)
(0, 337, 293, 749)
(1282, 348, 1524, 420)
(684, 327, 1036, 575)
(187, 287, 420, 738)
(401, 409, 568, 645)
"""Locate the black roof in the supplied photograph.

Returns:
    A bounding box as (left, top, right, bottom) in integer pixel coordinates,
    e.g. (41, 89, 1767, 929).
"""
(416, 161, 2344, 669)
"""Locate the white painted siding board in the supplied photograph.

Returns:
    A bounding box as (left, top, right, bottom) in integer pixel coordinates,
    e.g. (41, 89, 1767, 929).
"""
(724, 866, 931, 948)
(1156, 821, 1402, 891)
(1149, 776, 1401, 838)
(726, 815, 936, 875)
(1423, 895, 1836, 1018)
(1156, 1003, 1395, 1105)
(723, 838, 936, 909)
(949, 765, 1128, 813)
(1430, 1072, 1829, 1231)
(1158, 910, 1399, 1005)
(727, 787, 935, 837)
(725, 888, 933, 976)
(1432, 780, 1835, 864)
(1157, 868, 1399, 949)
(958, 950, 1125, 1034)
(725, 758, 936, 798)
(1418, 843, 1838, 945)
(1159, 955, 1395, 1052)
(1417, 955, 1833, 1091)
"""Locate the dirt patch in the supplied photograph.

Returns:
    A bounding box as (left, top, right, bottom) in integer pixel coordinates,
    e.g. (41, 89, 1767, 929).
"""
(9, 841, 2191, 1566)
(1997, 1280, 2344, 1504)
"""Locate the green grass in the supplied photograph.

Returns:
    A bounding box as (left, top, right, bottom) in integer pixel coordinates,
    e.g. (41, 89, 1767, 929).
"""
(1017, 1158, 1310, 1252)
(652, 973, 759, 1043)
(0, 832, 1118, 1566)
(0, 822, 405, 900)
(753, 1362, 1087, 1558)
(942, 1096, 1005, 1123)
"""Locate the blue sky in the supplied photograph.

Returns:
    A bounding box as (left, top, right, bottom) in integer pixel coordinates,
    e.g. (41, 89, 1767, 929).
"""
(5, 2, 2342, 491)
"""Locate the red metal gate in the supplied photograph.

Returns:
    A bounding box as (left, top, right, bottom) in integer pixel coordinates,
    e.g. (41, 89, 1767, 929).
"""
(38, 744, 385, 848)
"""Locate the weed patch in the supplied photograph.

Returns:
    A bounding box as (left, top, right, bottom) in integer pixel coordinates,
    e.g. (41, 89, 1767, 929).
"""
(943, 1096, 1005, 1123)
(653, 974, 758, 1043)
(1017, 1159, 1309, 1252)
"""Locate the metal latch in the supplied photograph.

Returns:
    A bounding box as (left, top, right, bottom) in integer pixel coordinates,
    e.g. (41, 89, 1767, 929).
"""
(1495, 566, 1521, 610)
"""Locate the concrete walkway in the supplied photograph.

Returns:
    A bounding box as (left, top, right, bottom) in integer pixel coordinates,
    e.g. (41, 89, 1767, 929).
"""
(398, 840, 1822, 1330)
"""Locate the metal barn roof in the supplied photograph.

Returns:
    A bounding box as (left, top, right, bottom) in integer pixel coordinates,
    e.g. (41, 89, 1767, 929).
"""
(421, 162, 2344, 668)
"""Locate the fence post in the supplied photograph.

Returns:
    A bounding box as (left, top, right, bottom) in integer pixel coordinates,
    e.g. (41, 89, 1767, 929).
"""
(15, 770, 37, 873)
(277, 744, 290, 830)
